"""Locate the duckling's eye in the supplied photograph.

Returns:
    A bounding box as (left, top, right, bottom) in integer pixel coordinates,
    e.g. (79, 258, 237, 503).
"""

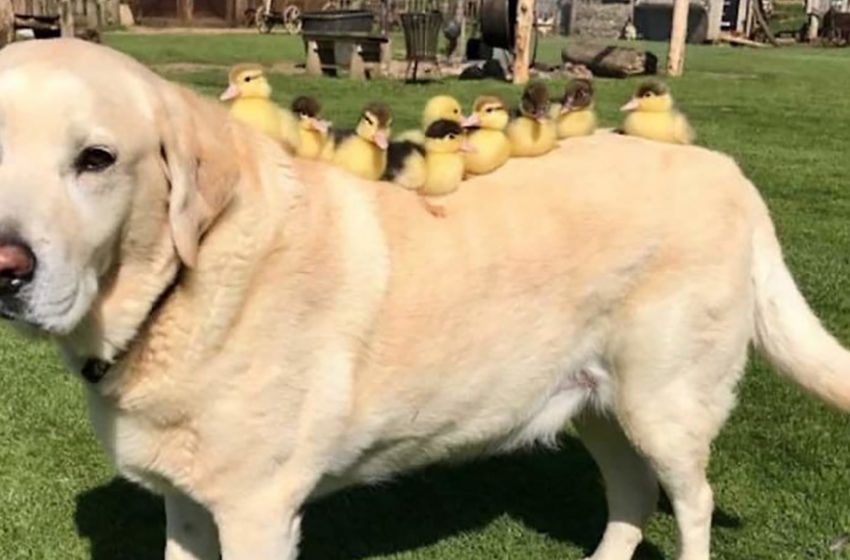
(453, 108, 460, 114)
(243, 76, 253, 83)
(447, 134, 456, 140)
(75, 146, 117, 174)
(363, 115, 375, 126)
(486, 108, 494, 113)
(642, 91, 655, 98)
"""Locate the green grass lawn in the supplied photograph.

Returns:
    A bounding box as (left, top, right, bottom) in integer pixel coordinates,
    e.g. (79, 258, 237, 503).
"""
(1, 33, 850, 559)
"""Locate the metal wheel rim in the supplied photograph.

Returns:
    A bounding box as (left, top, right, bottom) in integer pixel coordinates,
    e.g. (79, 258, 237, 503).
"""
(255, 6, 273, 33)
(283, 5, 302, 34)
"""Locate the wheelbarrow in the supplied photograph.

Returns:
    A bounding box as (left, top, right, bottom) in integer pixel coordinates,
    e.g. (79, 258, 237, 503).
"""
(254, 0, 303, 34)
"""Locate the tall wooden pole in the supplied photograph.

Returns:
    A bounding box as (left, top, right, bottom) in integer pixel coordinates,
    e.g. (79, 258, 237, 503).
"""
(666, 0, 689, 76)
(452, 0, 466, 62)
(59, 0, 75, 37)
(513, 0, 535, 84)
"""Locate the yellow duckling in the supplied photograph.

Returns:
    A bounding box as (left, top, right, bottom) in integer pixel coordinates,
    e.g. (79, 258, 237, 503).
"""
(552, 79, 598, 139)
(620, 80, 695, 144)
(220, 63, 300, 153)
(506, 81, 558, 157)
(290, 96, 330, 160)
(396, 94, 465, 144)
(461, 95, 511, 176)
(322, 102, 392, 181)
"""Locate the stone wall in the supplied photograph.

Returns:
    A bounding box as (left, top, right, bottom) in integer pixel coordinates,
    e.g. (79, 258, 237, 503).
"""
(568, 0, 632, 39)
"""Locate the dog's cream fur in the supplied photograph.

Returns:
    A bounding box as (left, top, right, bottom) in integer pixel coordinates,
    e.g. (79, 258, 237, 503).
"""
(1, 39, 849, 560)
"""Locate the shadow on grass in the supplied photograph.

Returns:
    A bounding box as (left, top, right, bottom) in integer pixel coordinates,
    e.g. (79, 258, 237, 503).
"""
(74, 435, 740, 560)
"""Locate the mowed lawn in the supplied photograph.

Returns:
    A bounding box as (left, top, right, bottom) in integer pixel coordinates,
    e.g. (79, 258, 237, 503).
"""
(1, 32, 850, 560)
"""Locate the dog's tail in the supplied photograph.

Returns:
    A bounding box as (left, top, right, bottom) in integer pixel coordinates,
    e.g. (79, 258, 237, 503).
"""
(751, 188, 850, 412)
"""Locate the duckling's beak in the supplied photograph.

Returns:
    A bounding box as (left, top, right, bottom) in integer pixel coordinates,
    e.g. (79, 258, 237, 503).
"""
(535, 113, 548, 124)
(560, 98, 575, 114)
(219, 84, 240, 101)
(309, 118, 330, 134)
(460, 138, 476, 154)
(373, 130, 389, 150)
(620, 98, 639, 112)
(461, 114, 481, 128)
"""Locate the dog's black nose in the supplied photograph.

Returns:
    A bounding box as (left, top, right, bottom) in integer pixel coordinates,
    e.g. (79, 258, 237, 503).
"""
(0, 241, 36, 295)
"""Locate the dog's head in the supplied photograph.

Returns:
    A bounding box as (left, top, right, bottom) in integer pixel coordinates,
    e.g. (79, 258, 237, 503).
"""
(0, 39, 237, 337)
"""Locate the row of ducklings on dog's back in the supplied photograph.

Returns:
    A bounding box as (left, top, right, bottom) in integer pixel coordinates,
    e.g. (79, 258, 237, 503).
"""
(220, 64, 694, 216)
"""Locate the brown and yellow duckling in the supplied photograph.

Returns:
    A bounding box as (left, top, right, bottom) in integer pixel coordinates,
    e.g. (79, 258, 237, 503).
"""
(552, 78, 598, 139)
(385, 119, 472, 218)
(322, 102, 392, 181)
(506, 81, 558, 157)
(619, 80, 695, 145)
(290, 95, 331, 160)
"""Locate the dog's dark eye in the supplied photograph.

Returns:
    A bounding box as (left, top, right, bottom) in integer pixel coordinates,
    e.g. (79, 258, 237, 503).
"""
(75, 146, 116, 173)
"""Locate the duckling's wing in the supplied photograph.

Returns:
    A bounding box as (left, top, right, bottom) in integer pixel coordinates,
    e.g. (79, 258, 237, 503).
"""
(674, 112, 696, 144)
(395, 129, 426, 145)
(384, 140, 426, 182)
(331, 128, 356, 145)
(319, 128, 353, 161)
(276, 107, 301, 153)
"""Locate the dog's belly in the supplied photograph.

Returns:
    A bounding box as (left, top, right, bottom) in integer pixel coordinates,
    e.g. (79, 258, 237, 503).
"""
(319, 359, 613, 494)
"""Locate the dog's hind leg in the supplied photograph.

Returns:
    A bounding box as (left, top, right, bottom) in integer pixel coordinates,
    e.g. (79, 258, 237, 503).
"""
(574, 409, 658, 560)
(165, 492, 220, 560)
(612, 301, 750, 560)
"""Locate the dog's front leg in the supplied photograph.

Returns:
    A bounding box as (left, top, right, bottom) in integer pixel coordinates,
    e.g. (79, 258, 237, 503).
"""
(215, 497, 303, 560)
(164, 491, 221, 560)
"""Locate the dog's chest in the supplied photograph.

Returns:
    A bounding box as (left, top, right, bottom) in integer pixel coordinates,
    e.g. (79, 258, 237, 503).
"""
(85, 384, 199, 493)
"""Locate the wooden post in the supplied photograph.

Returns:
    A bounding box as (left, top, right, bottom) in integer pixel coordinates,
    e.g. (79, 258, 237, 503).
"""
(177, 0, 193, 22)
(512, 0, 535, 84)
(94, 0, 105, 27)
(59, 0, 75, 37)
(380, 0, 392, 75)
(705, 0, 723, 41)
(349, 43, 366, 80)
(0, 0, 13, 47)
(379, 40, 391, 76)
(666, 0, 689, 76)
(306, 40, 322, 76)
(451, 0, 466, 62)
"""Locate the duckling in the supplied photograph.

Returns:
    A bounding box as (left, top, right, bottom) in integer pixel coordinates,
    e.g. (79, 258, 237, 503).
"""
(552, 79, 598, 139)
(418, 119, 473, 217)
(462, 95, 511, 176)
(220, 63, 300, 153)
(422, 95, 464, 129)
(323, 102, 392, 181)
(395, 94, 465, 144)
(506, 81, 558, 157)
(290, 96, 330, 160)
(620, 80, 695, 145)
(384, 119, 472, 217)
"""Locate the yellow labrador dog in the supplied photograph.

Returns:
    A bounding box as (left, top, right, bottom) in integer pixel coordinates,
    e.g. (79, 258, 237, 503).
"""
(0, 39, 848, 560)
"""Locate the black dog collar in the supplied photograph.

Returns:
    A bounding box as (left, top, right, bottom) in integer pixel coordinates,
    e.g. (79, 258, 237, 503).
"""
(79, 269, 181, 384)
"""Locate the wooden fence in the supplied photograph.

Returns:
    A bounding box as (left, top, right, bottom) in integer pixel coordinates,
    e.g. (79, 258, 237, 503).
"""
(11, 0, 119, 26)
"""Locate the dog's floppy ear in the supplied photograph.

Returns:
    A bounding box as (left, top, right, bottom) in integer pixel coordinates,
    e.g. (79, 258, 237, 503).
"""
(157, 84, 238, 268)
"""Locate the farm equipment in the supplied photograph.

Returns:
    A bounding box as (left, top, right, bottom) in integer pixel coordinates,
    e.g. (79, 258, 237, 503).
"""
(250, 0, 347, 33)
